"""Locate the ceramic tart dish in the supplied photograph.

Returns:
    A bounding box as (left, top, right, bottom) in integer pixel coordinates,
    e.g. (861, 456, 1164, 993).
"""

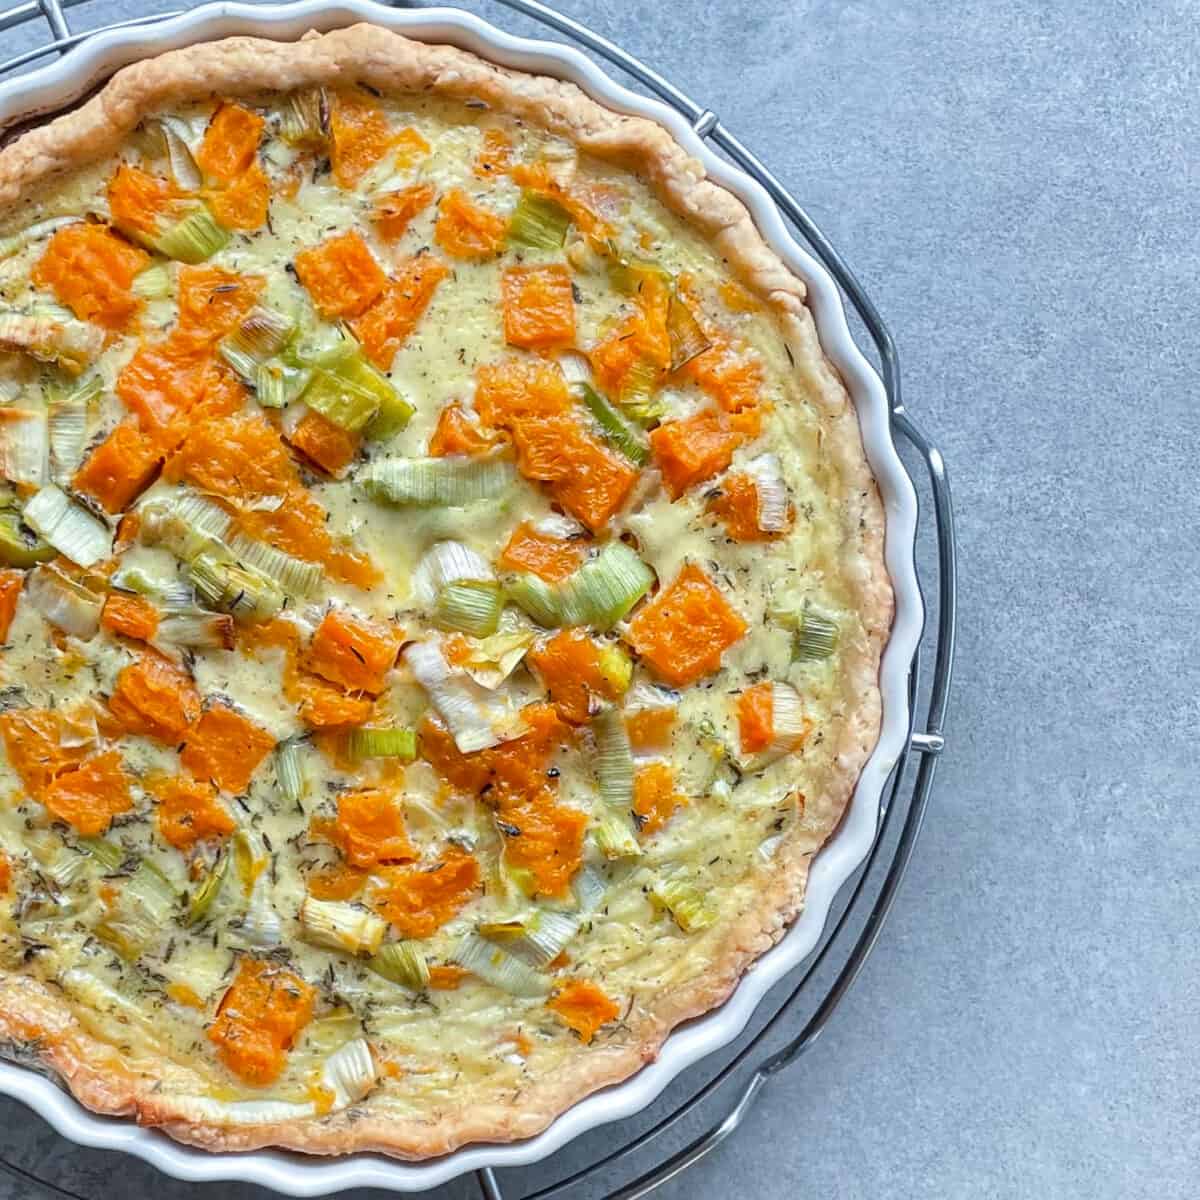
(0, 4, 921, 1190)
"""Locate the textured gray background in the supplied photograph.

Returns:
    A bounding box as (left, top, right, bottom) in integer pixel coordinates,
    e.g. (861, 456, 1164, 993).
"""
(0, 1, 1195, 1197)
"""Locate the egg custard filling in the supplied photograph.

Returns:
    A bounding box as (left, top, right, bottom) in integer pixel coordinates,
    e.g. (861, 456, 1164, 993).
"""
(0, 28, 890, 1157)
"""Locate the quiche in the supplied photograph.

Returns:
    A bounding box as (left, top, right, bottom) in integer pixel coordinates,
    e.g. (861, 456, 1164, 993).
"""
(0, 26, 891, 1157)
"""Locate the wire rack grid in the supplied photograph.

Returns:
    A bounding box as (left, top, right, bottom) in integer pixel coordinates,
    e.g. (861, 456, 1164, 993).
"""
(0, 1, 957, 1198)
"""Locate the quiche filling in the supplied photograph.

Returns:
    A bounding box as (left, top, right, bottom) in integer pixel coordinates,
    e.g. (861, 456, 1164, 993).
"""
(0, 82, 868, 1132)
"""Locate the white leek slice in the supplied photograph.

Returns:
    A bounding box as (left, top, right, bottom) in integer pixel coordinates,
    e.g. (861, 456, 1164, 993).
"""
(410, 540, 494, 607)
(321, 1036, 376, 1107)
(481, 909, 581, 968)
(22, 484, 110, 567)
(300, 896, 386, 956)
(233, 876, 282, 949)
(767, 682, 809, 752)
(572, 863, 609, 915)
(275, 738, 308, 804)
(0, 217, 75, 261)
(48, 376, 100, 485)
(360, 454, 516, 508)
(229, 534, 321, 597)
(459, 629, 534, 690)
(156, 117, 203, 190)
(0, 407, 48, 487)
(154, 611, 236, 650)
(404, 640, 509, 753)
(368, 941, 430, 990)
(189, 552, 284, 622)
(434, 580, 503, 638)
(26, 563, 101, 638)
(453, 932, 550, 997)
(0, 309, 102, 374)
(746, 452, 789, 533)
(593, 705, 635, 809)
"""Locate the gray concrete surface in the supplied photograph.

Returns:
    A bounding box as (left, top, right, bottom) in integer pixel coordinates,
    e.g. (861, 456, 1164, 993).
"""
(0, 1, 1194, 1197)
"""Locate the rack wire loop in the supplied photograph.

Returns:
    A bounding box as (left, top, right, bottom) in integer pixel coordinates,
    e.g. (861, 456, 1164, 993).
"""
(0, 4, 956, 1199)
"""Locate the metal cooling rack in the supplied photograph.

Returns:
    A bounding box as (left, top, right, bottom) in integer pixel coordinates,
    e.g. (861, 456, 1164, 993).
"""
(0, 1, 957, 1197)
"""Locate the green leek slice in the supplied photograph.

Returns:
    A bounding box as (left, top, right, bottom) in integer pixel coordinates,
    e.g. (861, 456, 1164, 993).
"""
(189, 552, 283, 622)
(593, 705, 635, 809)
(434, 580, 503, 637)
(507, 190, 571, 250)
(368, 941, 430, 990)
(301, 367, 381, 433)
(153, 204, 230, 264)
(652, 874, 717, 932)
(280, 88, 328, 146)
(345, 727, 419, 762)
(794, 607, 838, 661)
(666, 290, 712, 372)
(186, 851, 228, 925)
(0, 508, 55, 567)
(254, 360, 310, 409)
(275, 738, 308, 804)
(360, 454, 516, 508)
(132, 262, 173, 300)
(228, 533, 321, 597)
(48, 375, 100, 486)
(453, 931, 550, 997)
(576, 381, 649, 465)
(78, 837, 127, 872)
(219, 306, 296, 383)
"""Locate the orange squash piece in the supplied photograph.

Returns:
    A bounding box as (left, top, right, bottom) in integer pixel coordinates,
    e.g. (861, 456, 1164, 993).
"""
(372, 183, 435, 240)
(108, 654, 200, 743)
(737, 682, 774, 754)
(649, 410, 742, 500)
(294, 231, 387, 319)
(328, 788, 415, 869)
(32, 224, 148, 331)
(501, 265, 576, 350)
(420, 704, 569, 807)
(625, 705, 675, 753)
(288, 410, 360, 477)
(511, 162, 613, 237)
(176, 265, 264, 340)
(683, 334, 763, 412)
(527, 630, 616, 724)
(707, 471, 781, 542)
(72, 421, 162, 513)
(305, 608, 400, 695)
(0, 708, 90, 799)
(154, 775, 235, 851)
(497, 793, 587, 899)
(0, 570, 22, 643)
(392, 126, 430, 168)
(718, 279, 761, 313)
(100, 593, 159, 642)
(434, 188, 507, 260)
(370, 845, 480, 938)
(197, 103, 265, 183)
(41, 750, 132, 836)
(474, 128, 511, 178)
(291, 674, 375, 730)
(115, 332, 214, 435)
(625, 563, 747, 687)
(208, 958, 315, 1086)
(428, 401, 501, 458)
(547, 979, 619, 1044)
(107, 163, 184, 241)
(350, 255, 449, 369)
(589, 271, 672, 400)
(330, 89, 394, 189)
(306, 861, 367, 901)
(206, 162, 269, 230)
(633, 762, 685, 836)
(427, 964, 468, 990)
(180, 702, 274, 794)
(0, 853, 11, 897)
(498, 522, 585, 583)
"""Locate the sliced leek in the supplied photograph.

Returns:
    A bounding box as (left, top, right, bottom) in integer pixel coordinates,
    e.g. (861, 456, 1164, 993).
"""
(25, 564, 101, 637)
(48, 375, 100, 485)
(0, 408, 48, 488)
(410, 541, 494, 607)
(0, 309, 102, 375)
(434, 580, 503, 637)
(300, 896, 387, 956)
(593, 809, 641, 860)
(404, 640, 504, 753)
(228, 533, 321, 597)
(746, 452, 789, 533)
(254, 360, 310, 409)
(506, 540, 654, 630)
(275, 738, 308, 804)
(219, 306, 296, 383)
(189, 551, 283, 622)
(360, 454, 516, 508)
(507, 190, 571, 250)
(651, 874, 717, 933)
(0, 508, 54, 568)
(78, 837, 126, 872)
(280, 88, 328, 146)
(234, 876, 284, 949)
(155, 117, 203, 190)
(153, 204, 230, 264)
(154, 611, 236, 650)
(453, 931, 550, 997)
(0, 216, 75, 261)
(596, 643, 633, 695)
(576, 381, 649, 466)
(94, 861, 177, 960)
(345, 727, 418, 762)
(593, 705, 635, 807)
(666, 290, 712, 372)
(321, 1037, 376, 1107)
(301, 367, 381, 433)
(480, 909, 581, 968)
(794, 606, 838, 662)
(185, 852, 228, 926)
(368, 941, 430, 990)
(132, 262, 173, 300)
(22, 485, 110, 567)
